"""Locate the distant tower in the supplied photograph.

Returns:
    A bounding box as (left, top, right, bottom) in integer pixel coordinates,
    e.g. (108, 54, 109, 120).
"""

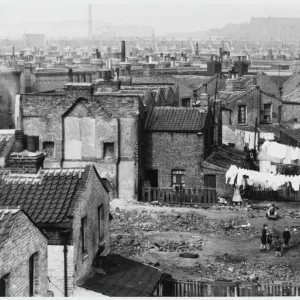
(88, 4, 92, 40)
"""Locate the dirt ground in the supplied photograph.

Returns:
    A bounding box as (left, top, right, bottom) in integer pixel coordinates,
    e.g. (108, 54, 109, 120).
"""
(110, 198, 300, 283)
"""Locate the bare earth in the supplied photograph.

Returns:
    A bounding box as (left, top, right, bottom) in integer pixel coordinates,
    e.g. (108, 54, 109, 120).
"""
(110, 198, 300, 283)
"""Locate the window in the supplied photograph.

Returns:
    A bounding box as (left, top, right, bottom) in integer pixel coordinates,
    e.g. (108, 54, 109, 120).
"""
(238, 105, 247, 124)
(181, 98, 191, 107)
(98, 205, 105, 242)
(29, 254, 35, 297)
(103, 142, 114, 159)
(81, 216, 87, 254)
(0, 274, 9, 297)
(43, 142, 54, 158)
(172, 170, 185, 189)
(264, 104, 272, 122)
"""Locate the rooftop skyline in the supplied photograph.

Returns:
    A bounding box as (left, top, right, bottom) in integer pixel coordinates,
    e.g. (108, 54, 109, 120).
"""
(1, 0, 300, 37)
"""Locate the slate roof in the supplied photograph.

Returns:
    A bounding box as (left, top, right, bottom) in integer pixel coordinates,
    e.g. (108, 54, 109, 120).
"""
(81, 254, 169, 297)
(268, 75, 291, 87)
(280, 127, 300, 142)
(205, 146, 245, 170)
(0, 208, 19, 250)
(0, 166, 91, 224)
(171, 75, 209, 90)
(144, 107, 206, 132)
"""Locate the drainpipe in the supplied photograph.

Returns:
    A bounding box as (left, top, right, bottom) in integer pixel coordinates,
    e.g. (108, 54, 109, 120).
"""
(61, 230, 70, 297)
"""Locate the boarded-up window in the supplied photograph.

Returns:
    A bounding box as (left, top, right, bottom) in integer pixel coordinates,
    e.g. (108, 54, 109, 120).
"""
(104, 142, 114, 159)
(64, 117, 95, 160)
(43, 141, 54, 158)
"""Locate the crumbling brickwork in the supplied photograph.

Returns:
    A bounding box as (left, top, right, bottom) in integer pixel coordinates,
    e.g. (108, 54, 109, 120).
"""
(21, 84, 142, 199)
(0, 212, 48, 297)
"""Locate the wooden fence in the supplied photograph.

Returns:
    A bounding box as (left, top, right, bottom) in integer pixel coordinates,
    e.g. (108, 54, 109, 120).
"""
(163, 279, 300, 297)
(141, 187, 223, 205)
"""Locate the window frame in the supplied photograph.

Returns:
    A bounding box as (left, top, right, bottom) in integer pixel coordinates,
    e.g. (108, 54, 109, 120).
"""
(181, 98, 191, 107)
(238, 105, 247, 125)
(171, 169, 186, 189)
(81, 216, 88, 254)
(98, 204, 105, 242)
(0, 274, 9, 297)
(43, 141, 55, 158)
(29, 254, 35, 297)
(264, 103, 272, 122)
(103, 142, 115, 159)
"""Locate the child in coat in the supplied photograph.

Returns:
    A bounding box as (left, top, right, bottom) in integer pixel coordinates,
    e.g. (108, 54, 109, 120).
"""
(274, 236, 282, 257)
(267, 230, 273, 251)
(260, 224, 268, 252)
(283, 227, 291, 248)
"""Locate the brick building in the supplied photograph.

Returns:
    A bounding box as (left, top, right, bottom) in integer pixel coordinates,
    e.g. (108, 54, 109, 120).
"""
(0, 70, 21, 129)
(0, 162, 110, 297)
(20, 80, 142, 199)
(220, 86, 283, 150)
(142, 107, 214, 189)
(0, 208, 48, 297)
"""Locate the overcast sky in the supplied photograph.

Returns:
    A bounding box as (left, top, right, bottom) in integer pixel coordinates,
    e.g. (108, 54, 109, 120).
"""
(1, 0, 300, 35)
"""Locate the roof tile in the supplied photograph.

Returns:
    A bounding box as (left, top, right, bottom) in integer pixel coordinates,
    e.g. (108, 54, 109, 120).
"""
(0, 167, 90, 224)
(145, 107, 206, 132)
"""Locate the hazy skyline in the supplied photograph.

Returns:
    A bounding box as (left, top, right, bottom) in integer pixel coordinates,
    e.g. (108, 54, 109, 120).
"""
(1, 0, 300, 36)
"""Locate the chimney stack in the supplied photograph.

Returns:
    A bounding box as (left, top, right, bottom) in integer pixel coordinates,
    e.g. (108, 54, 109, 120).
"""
(121, 41, 126, 62)
(14, 130, 25, 153)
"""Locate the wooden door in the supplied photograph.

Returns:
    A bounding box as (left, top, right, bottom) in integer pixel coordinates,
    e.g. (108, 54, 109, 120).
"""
(204, 175, 217, 203)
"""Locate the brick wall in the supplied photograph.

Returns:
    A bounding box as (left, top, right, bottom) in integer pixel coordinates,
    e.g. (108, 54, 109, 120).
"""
(226, 88, 260, 127)
(282, 103, 300, 122)
(72, 166, 110, 287)
(0, 212, 48, 297)
(143, 132, 203, 188)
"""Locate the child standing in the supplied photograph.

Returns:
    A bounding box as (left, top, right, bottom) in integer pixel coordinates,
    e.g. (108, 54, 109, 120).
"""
(274, 236, 282, 257)
(260, 224, 268, 252)
(267, 230, 273, 251)
(283, 227, 291, 249)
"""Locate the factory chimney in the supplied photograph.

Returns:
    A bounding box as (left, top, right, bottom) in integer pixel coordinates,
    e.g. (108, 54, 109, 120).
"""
(121, 41, 126, 62)
(88, 4, 92, 40)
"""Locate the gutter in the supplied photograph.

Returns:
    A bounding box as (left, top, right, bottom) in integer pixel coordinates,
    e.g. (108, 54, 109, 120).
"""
(61, 230, 71, 297)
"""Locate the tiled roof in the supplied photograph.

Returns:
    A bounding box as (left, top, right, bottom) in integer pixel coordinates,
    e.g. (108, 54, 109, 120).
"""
(144, 107, 206, 132)
(0, 166, 91, 224)
(0, 208, 19, 250)
(81, 254, 168, 297)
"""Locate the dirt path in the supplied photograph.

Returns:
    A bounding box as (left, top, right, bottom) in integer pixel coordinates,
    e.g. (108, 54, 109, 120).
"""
(110, 198, 300, 283)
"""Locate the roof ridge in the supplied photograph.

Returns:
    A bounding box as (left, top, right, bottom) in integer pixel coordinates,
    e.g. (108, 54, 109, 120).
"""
(282, 71, 300, 87)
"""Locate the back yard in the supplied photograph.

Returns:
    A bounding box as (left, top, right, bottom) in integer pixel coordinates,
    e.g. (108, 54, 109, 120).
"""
(110, 199, 300, 283)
